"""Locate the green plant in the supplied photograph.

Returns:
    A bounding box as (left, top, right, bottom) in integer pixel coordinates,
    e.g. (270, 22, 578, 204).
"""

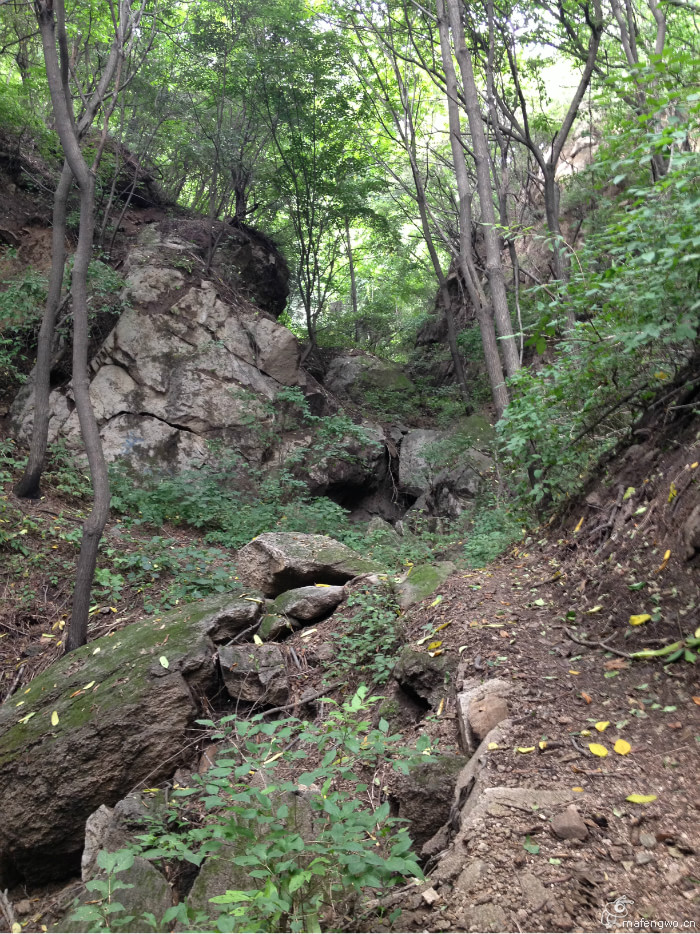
(44, 440, 93, 499)
(334, 587, 403, 685)
(65, 687, 430, 933)
(462, 499, 524, 568)
(499, 74, 700, 507)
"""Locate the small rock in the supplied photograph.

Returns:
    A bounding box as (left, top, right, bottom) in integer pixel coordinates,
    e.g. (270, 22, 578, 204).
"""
(622, 861, 634, 871)
(551, 805, 588, 841)
(14, 899, 32, 915)
(608, 846, 624, 861)
(219, 643, 288, 705)
(639, 832, 657, 849)
(516, 908, 529, 923)
(422, 886, 442, 906)
(635, 852, 654, 865)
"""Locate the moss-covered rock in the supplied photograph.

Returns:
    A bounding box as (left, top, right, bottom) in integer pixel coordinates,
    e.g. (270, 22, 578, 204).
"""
(271, 584, 345, 621)
(237, 532, 381, 596)
(0, 592, 244, 887)
(392, 645, 458, 706)
(395, 561, 454, 610)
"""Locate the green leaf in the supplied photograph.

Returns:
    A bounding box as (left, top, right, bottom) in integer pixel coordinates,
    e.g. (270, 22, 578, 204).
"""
(523, 835, 540, 855)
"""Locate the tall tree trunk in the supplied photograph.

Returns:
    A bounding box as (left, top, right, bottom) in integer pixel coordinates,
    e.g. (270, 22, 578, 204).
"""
(14, 161, 72, 498)
(35, 0, 117, 652)
(436, 0, 508, 415)
(15, 4, 123, 498)
(446, 0, 520, 379)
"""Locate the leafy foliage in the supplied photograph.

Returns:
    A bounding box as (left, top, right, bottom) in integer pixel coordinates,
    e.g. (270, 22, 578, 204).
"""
(334, 586, 403, 685)
(65, 687, 430, 933)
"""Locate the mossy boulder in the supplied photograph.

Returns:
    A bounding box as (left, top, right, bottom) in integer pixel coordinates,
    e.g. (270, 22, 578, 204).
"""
(392, 646, 458, 707)
(271, 584, 346, 622)
(395, 561, 454, 611)
(325, 353, 414, 403)
(0, 593, 245, 887)
(237, 532, 380, 596)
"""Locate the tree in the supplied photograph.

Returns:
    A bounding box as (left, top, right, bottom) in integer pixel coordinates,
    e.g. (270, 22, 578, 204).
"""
(24, 0, 148, 652)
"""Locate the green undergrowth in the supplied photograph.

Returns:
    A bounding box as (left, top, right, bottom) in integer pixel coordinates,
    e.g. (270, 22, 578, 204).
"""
(66, 687, 431, 933)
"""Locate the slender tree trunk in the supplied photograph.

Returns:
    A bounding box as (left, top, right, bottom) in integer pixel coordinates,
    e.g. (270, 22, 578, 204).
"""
(15, 3, 123, 498)
(35, 0, 116, 652)
(436, 0, 507, 415)
(345, 217, 359, 322)
(14, 161, 72, 498)
(446, 0, 520, 379)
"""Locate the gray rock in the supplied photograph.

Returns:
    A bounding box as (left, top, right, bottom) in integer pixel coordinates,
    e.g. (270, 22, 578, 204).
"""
(10, 224, 299, 473)
(519, 871, 550, 911)
(271, 584, 346, 621)
(394, 755, 468, 850)
(399, 429, 442, 496)
(202, 594, 265, 641)
(392, 646, 458, 708)
(237, 532, 379, 597)
(551, 805, 588, 841)
(456, 678, 513, 754)
(682, 504, 700, 559)
(257, 613, 294, 640)
(639, 832, 657, 849)
(0, 593, 242, 886)
(394, 562, 454, 611)
(324, 353, 413, 403)
(468, 695, 510, 744)
(219, 644, 288, 705)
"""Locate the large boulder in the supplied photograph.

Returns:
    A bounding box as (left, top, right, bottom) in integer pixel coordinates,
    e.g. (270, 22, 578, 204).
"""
(399, 429, 442, 497)
(394, 561, 454, 611)
(218, 644, 289, 706)
(237, 532, 379, 597)
(270, 584, 346, 622)
(324, 352, 414, 403)
(10, 224, 302, 472)
(0, 593, 250, 887)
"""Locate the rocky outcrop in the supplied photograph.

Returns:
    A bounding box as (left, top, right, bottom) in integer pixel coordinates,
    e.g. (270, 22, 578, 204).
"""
(324, 352, 414, 403)
(11, 223, 305, 472)
(218, 643, 289, 705)
(397, 418, 495, 516)
(0, 592, 256, 887)
(237, 532, 379, 597)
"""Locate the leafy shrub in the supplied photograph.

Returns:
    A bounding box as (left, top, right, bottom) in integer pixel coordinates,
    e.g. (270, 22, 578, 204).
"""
(463, 500, 524, 568)
(500, 74, 700, 506)
(334, 586, 403, 685)
(67, 687, 430, 933)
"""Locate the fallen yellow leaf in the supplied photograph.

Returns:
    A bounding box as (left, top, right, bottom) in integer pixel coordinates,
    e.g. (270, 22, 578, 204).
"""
(614, 739, 631, 755)
(51, 710, 59, 727)
(538, 741, 547, 750)
(487, 742, 500, 750)
(589, 743, 608, 757)
(572, 786, 584, 792)
(629, 614, 651, 626)
(581, 729, 592, 736)
(517, 746, 536, 753)
(581, 692, 592, 704)
(83, 680, 95, 690)
(657, 549, 671, 572)
(569, 670, 581, 675)
(574, 517, 584, 533)
(595, 721, 610, 732)
(626, 794, 657, 804)
(692, 697, 700, 706)
(427, 640, 443, 651)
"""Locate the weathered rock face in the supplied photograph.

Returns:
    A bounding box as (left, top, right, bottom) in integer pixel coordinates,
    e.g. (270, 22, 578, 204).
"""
(394, 561, 454, 611)
(324, 352, 414, 403)
(237, 532, 380, 597)
(218, 643, 289, 705)
(0, 592, 253, 887)
(11, 223, 305, 471)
